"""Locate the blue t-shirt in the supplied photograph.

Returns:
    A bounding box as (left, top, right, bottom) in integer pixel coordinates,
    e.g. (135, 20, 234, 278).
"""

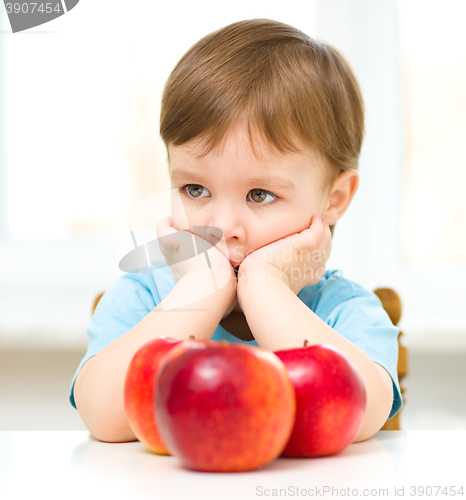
(69, 267, 403, 420)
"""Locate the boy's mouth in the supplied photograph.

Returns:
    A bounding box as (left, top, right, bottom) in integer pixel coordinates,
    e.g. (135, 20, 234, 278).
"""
(233, 265, 239, 276)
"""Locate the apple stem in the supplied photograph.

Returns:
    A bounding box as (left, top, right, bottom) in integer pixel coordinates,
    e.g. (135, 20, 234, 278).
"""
(303, 339, 309, 347)
(189, 335, 195, 340)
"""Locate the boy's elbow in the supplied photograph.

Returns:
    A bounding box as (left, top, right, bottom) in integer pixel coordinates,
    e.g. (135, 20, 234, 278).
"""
(78, 404, 138, 443)
(352, 417, 386, 443)
(76, 397, 138, 444)
(87, 420, 138, 444)
(352, 363, 394, 443)
(74, 359, 137, 444)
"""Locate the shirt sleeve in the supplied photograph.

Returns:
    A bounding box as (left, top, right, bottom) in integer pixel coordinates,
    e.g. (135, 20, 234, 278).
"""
(310, 273, 403, 420)
(69, 272, 160, 409)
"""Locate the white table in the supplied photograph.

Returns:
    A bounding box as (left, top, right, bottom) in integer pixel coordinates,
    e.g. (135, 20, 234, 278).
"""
(0, 431, 464, 500)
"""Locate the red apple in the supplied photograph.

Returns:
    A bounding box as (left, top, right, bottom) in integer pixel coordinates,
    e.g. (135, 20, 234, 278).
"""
(124, 336, 183, 454)
(155, 340, 296, 472)
(274, 342, 366, 457)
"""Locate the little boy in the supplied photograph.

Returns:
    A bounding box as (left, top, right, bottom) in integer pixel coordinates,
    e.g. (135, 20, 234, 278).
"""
(70, 18, 402, 444)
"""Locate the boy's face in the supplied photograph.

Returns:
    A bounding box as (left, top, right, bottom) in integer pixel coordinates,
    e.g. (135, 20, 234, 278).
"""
(167, 124, 332, 310)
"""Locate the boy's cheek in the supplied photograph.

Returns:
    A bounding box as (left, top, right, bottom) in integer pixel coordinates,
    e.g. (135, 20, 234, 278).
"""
(170, 195, 193, 230)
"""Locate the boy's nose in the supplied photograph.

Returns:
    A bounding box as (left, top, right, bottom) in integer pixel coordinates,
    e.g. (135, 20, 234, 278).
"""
(208, 206, 247, 243)
(197, 223, 244, 267)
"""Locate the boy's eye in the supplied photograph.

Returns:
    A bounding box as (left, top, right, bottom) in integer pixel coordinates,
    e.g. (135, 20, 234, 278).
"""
(183, 184, 276, 205)
(248, 189, 276, 204)
(185, 184, 210, 198)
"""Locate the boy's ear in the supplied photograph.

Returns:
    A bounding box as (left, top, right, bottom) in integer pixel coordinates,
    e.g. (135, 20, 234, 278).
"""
(322, 169, 359, 226)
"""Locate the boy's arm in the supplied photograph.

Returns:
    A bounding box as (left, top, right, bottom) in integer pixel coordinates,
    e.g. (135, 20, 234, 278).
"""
(237, 271, 394, 443)
(74, 268, 236, 444)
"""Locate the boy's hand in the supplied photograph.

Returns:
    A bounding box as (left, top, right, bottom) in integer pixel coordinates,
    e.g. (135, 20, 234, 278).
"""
(238, 216, 332, 296)
(156, 216, 237, 289)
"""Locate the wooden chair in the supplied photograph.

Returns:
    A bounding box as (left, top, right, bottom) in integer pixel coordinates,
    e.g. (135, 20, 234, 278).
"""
(91, 287, 408, 430)
(374, 288, 408, 431)
(92, 292, 105, 316)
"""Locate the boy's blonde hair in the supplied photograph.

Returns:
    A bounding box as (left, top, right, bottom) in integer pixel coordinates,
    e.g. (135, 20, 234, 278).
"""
(160, 18, 365, 236)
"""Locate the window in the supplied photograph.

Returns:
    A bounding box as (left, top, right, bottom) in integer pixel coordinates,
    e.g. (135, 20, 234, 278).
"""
(316, 0, 466, 346)
(0, 2, 318, 240)
(398, 0, 466, 265)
